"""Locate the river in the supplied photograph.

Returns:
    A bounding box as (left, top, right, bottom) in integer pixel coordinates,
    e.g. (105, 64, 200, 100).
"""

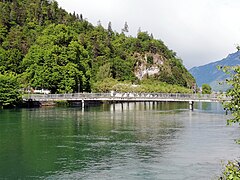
(0, 102, 239, 179)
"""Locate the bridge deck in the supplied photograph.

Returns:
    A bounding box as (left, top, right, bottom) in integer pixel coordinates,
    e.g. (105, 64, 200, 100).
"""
(24, 93, 229, 103)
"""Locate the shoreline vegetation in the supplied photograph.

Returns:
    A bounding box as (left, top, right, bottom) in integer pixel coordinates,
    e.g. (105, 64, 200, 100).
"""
(0, 0, 195, 108)
(92, 78, 192, 93)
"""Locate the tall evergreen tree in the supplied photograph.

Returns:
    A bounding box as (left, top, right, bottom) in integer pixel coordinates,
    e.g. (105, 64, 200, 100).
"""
(122, 21, 129, 33)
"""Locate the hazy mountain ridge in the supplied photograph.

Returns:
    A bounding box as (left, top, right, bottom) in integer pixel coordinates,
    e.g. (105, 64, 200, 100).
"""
(189, 51, 240, 91)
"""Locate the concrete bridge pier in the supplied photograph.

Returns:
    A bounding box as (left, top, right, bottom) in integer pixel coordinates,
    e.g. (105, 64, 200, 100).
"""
(189, 101, 194, 111)
(82, 99, 84, 108)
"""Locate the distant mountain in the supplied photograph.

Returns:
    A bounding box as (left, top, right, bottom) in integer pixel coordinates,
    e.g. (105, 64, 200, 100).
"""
(189, 51, 240, 91)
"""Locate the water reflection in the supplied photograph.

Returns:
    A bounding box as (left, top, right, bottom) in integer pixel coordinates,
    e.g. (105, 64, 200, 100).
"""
(0, 102, 239, 179)
(195, 102, 225, 113)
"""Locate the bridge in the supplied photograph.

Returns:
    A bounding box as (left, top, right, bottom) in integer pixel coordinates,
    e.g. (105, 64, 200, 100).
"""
(24, 92, 230, 110)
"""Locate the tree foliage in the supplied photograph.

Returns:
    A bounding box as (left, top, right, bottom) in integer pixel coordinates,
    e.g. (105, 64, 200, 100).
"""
(219, 66, 240, 180)
(0, 73, 21, 108)
(92, 78, 192, 93)
(0, 0, 195, 99)
(21, 24, 91, 93)
(220, 161, 240, 180)
(221, 66, 240, 125)
(202, 84, 212, 94)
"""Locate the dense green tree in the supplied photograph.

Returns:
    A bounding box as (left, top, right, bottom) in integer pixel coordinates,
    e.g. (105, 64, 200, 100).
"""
(219, 65, 240, 180)
(111, 57, 135, 81)
(96, 63, 112, 81)
(122, 21, 129, 34)
(107, 21, 113, 37)
(137, 31, 151, 42)
(21, 24, 91, 93)
(0, 73, 21, 108)
(0, 24, 7, 43)
(202, 84, 212, 94)
(222, 66, 240, 124)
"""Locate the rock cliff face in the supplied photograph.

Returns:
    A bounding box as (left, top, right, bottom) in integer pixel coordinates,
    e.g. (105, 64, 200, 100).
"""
(134, 52, 195, 88)
(134, 53, 164, 80)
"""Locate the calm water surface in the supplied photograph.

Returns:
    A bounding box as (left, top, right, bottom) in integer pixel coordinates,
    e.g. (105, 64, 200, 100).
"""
(0, 102, 239, 179)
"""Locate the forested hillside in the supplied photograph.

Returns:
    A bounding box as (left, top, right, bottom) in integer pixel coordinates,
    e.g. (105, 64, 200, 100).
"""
(0, 0, 195, 96)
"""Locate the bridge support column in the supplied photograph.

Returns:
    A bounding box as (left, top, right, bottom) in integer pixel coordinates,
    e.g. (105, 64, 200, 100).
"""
(189, 101, 194, 111)
(113, 102, 116, 111)
(82, 99, 84, 109)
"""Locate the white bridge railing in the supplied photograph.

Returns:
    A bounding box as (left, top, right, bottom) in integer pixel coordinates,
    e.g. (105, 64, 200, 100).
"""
(23, 93, 229, 102)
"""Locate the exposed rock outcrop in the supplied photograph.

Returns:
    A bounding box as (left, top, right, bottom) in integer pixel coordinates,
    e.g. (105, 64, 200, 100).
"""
(134, 53, 165, 80)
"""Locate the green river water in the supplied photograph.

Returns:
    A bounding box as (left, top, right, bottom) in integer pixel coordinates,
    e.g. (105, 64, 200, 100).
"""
(0, 102, 239, 179)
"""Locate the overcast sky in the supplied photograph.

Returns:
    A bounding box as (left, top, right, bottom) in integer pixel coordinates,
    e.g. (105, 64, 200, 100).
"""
(56, 0, 240, 69)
